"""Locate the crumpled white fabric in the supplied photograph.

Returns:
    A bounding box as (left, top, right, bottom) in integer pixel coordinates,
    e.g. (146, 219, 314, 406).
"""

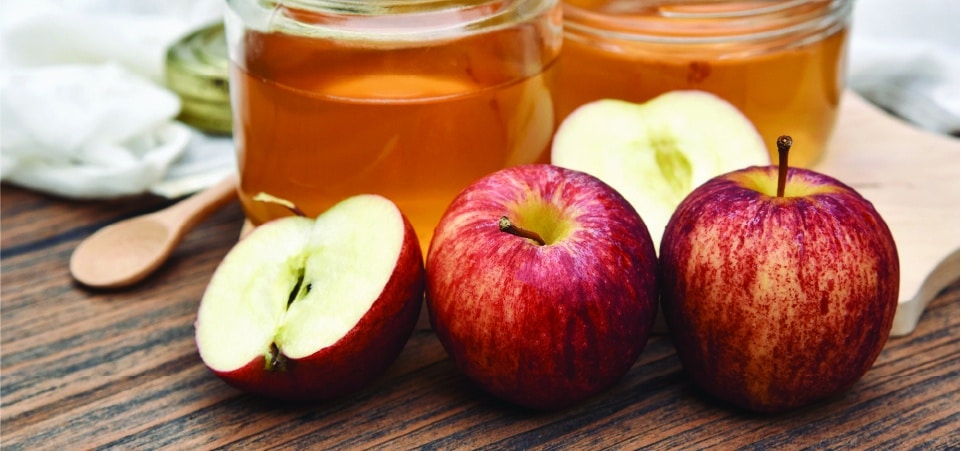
(0, 63, 190, 198)
(847, 0, 960, 135)
(0, 0, 235, 199)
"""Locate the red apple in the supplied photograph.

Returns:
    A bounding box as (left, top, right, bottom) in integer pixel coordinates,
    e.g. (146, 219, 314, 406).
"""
(659, 136, 900, 412)
(426, 164, 659, 410)
(195, 194, 424, 401)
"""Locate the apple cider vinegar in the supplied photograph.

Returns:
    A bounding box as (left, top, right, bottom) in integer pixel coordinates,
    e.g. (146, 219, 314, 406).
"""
(225, 0, 561, 252)
(553, 0, 853, 168)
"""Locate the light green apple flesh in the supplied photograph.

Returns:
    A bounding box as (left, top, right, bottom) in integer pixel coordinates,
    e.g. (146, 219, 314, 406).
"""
(551, 90, 770, 248)
(196, 194, 406, 373)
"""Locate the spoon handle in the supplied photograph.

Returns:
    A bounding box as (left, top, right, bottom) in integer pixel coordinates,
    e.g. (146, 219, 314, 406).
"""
(154, 173, 238, 232)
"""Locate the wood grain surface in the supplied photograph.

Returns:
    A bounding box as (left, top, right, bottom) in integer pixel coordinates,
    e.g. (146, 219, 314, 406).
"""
(2, 99, 959, 449)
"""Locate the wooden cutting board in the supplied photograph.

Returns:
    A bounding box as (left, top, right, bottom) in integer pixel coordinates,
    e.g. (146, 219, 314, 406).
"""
(819, 91, 960, 336)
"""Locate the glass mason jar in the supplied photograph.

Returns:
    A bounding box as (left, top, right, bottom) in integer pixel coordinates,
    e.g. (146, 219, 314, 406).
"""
(553, 0, 854, 168)
(224, 0, 562, 252)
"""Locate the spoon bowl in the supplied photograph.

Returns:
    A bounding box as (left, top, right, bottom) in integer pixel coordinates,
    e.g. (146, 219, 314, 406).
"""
(70, 174, 238, 289)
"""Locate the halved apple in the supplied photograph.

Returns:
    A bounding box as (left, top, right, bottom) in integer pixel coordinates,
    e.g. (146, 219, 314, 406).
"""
(195, 194, 425, 401)
(551, 90, 770, 249)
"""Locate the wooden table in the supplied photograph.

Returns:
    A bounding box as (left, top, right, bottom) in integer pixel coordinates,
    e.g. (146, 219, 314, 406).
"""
(3, 90, 961, 448)
(1, 182, 958, 449)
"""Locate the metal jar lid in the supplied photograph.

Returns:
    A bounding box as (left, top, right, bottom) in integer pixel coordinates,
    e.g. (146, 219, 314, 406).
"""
(165, 22, 232, 135)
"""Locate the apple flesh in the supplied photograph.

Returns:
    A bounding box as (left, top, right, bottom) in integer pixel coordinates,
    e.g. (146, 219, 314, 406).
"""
(195, 194, 425, 401)
(659, 143, 899, 412)
(426, 164, 659, 410)
(551, 90, 770, 249)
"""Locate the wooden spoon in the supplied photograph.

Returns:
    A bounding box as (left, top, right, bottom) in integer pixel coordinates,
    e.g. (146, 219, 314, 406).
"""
(70, 174, 238, 289)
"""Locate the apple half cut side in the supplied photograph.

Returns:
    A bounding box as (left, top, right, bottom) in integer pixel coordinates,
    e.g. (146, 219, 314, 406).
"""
(551, 90, 770, 249)
(195, 194, 425, 402)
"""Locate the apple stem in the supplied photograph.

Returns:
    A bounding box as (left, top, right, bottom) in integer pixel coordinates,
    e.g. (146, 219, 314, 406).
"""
(253, 192, 307, 217)
(776, 135, 793, 198)
(498, 216, 546, 246)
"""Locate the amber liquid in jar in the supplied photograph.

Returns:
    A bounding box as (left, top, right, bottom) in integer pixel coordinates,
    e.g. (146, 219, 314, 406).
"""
(554, 0, 851, 168)
(230, 5, 559, 252)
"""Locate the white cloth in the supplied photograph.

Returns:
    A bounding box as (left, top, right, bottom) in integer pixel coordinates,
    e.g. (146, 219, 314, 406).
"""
(0, 63, 188, 198)
(847, 0, 960, 135)
(0, 0, 235, 199)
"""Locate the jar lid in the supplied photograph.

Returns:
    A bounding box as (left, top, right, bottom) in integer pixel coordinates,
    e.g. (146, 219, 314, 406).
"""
(165, 22, 232, 135)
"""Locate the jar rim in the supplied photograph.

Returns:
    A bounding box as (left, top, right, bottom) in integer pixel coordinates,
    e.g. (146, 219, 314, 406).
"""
(230, 0, 556, 42)
(562, 0, 852, 45)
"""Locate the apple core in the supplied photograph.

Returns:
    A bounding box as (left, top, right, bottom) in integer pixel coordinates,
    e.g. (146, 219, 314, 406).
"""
(653, 136, 693, 204)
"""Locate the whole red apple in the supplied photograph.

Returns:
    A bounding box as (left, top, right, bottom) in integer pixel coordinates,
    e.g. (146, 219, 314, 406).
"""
(659, 136, 899, 413)
(195, 194, 424, 401)
(426, 164, 659, 410)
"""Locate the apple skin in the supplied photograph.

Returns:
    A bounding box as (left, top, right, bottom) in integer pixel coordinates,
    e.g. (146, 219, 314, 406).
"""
(426, 164, 659, 411)
(202, 211, 425, 402)
(659, 165, 899, 413)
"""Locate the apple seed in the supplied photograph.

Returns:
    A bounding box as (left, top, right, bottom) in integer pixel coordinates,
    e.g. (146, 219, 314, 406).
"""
(498, 216, 546, 246)
(287, 268, 310, 308)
